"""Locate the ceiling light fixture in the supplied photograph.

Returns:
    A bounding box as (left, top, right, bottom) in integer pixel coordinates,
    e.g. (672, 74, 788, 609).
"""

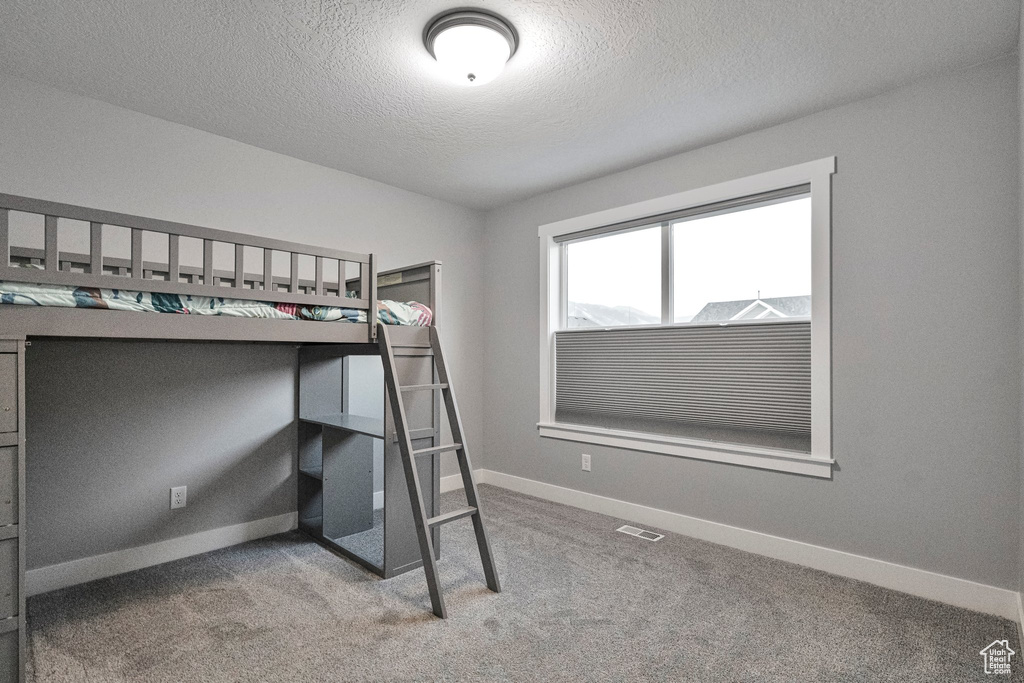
(424, 9, 518, 86)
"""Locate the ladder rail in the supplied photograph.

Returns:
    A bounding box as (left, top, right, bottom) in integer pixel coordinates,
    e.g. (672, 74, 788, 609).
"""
(377, 323, 501, 618)
(378, 323, 448, 618)
(428, 326, 502, 594)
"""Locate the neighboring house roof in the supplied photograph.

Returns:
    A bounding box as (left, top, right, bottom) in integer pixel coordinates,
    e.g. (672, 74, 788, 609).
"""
(690, 295, 811, 323)
(566, 302, 660, 328)
(566, 295, 810, 327)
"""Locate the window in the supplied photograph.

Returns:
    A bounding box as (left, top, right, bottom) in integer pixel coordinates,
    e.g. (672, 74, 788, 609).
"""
(538, 159, 835, 478)
(566, 226, 661, 328)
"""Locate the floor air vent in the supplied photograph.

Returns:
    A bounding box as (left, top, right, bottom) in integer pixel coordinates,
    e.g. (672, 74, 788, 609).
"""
(616, 525, 664, 542)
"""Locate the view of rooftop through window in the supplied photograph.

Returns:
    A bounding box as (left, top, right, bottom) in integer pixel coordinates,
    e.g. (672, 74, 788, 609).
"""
(565, 196, 811, 328)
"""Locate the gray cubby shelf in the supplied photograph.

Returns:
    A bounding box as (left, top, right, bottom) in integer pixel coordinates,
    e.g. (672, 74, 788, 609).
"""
(297, 341, 441, 580)
(299, 413, 385, 440)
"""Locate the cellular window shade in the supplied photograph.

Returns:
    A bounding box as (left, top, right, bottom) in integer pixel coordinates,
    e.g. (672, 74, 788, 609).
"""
(552, 184, 810, 244)
(554, 321, 811, 446)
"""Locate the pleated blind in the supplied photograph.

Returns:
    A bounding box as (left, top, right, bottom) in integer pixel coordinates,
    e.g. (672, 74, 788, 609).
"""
(555, 321, 811, 437)
(552, 184, 810, 244)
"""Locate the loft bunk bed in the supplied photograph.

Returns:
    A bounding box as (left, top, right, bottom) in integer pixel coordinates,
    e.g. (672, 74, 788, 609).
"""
(0, 192, 437, 345)
(0, 193, 497, 679)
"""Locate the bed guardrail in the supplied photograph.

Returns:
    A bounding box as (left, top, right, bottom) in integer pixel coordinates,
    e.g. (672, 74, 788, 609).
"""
(0, 193, 379, 341)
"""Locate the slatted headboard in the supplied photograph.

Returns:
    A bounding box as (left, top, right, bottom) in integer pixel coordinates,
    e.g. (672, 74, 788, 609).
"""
(0, 193, 378, 342)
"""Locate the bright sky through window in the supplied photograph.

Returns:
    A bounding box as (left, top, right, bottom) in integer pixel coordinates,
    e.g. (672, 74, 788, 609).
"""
(674, 197, 811, 321)
(566, 226, 661, 327)
(564, 197, 811, 327)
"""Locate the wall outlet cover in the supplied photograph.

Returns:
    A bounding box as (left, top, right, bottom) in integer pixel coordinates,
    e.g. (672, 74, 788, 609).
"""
(170, 486, 187, 509)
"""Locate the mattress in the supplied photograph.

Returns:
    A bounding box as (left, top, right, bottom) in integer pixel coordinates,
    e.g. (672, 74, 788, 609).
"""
(0, 280, 432, 326)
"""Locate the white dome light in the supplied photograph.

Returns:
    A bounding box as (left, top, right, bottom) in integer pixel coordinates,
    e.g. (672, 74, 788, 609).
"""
(433, 24, 509, 86)
(424, 10, 518, 87)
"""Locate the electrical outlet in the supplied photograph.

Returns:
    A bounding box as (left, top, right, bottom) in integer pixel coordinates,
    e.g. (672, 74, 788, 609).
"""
(170, 486, 187, 509)
(582, 454, 591, 472)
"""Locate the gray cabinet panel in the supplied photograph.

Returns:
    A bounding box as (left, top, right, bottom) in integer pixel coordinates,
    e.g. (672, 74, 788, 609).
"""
(0, 356, 14, 434)
(0, 448, 13, 527)
(322, 430, 374, 540)
(0, 538, 16, 620)
(0, 628, 17, 683)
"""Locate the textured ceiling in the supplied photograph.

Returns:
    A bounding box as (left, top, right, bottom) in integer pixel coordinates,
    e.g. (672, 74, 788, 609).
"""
(0, 1, 1019, 209)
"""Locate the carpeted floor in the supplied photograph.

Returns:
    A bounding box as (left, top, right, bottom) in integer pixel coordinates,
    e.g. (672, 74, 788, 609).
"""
(333, 508, 384, 570)
(27, 485, 1021, 682)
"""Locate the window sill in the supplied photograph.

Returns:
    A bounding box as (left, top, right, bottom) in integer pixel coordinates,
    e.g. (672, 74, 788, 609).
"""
(536, 421, 834, 478)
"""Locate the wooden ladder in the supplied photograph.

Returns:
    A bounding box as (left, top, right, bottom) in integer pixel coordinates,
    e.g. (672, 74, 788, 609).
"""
(377, 323, 501, 618)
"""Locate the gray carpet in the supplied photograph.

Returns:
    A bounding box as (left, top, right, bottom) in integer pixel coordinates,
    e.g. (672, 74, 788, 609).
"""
(27, 485, 1021, 682)
(333, 508, 384, 570)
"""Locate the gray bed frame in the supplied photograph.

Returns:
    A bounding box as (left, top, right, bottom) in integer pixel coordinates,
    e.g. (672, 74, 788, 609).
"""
(0, 193, 445, 683)
(0, 192, 442, 345)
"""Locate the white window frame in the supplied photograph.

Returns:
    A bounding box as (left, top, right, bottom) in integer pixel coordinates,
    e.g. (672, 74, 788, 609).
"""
(538, 157, 836, 478)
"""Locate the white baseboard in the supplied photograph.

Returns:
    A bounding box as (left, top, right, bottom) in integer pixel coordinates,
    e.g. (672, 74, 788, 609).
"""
(26, 511, 297, 597)
(1017, 592, 1024, 646)
(474, 468, 1020, 621)
(378, 480, 462, 506)
(440, 472, 465, 493)
(27, 476, 477, 596)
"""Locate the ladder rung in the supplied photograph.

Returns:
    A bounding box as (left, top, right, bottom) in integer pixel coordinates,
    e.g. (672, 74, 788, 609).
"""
(400, 383, 447, 392)
(393, 344, 432, 349)
(412, 443, 462, 457)
(427, 506, 477, 527)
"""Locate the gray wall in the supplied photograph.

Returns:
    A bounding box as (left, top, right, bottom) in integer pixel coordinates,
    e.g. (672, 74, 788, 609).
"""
(481, 56, 1022, 589)
(1019, 21, 1024, 600)
(0, 74, 485, 569)
(25, 340, 297, 568)
(344, 356, 385, 497)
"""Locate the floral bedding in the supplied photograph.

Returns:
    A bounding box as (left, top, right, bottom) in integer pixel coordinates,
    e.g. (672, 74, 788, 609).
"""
(0, 280, 432, 326)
